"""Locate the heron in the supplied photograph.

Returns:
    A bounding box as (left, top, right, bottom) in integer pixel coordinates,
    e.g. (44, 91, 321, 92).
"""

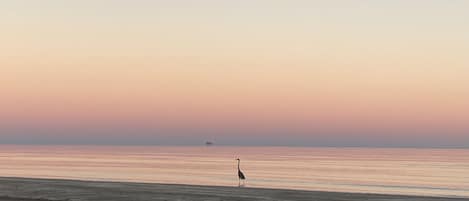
(236, 158, 246, 186)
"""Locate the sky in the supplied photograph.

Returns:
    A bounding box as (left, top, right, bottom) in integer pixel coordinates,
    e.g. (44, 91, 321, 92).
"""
(1, 0, 468, 147)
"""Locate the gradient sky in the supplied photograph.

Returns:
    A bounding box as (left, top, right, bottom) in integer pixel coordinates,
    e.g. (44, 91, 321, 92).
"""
(1, 1, 468, 147)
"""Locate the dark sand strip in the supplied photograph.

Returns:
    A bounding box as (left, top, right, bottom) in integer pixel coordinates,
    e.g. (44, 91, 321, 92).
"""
(0, 177, 466, 201)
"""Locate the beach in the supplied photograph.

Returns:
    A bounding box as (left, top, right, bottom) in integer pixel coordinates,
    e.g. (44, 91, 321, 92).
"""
(1, 146, 468, 198)
(0, 177, 466, 201)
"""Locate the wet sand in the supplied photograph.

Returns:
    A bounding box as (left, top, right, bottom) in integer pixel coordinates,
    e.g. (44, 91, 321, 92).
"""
(0, 177, 466, 201)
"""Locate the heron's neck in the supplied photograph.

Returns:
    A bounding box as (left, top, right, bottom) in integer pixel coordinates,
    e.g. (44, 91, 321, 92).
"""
(237, 160, 240, 170)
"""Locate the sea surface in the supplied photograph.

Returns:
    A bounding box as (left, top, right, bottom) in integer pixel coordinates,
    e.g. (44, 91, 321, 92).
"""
(0, 145, 467, 198)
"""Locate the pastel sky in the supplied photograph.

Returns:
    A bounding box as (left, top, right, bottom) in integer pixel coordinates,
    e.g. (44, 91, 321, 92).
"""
(1, 1, 468, 147)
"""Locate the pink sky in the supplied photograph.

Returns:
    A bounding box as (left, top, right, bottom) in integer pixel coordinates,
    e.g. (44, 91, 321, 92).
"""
(1, 1, 468, 147)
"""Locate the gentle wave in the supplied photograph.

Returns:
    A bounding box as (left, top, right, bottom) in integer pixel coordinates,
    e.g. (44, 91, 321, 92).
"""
(0, 145, 467, 198)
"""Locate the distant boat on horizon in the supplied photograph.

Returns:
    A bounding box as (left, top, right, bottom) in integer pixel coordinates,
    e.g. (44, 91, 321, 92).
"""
(205, 141, 214, 146)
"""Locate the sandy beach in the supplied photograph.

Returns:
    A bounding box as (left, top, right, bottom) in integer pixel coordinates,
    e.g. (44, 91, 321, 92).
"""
(0, 177, 466, 201)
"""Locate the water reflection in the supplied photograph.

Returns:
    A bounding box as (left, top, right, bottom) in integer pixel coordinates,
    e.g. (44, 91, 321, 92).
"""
(0, 145, 467, 198)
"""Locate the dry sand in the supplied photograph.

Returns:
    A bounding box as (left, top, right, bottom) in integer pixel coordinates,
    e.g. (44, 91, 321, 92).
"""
(0, 177, 466, 201)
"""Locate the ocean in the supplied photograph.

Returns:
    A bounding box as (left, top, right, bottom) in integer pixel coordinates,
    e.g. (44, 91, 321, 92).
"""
(0, 145, 467, 198)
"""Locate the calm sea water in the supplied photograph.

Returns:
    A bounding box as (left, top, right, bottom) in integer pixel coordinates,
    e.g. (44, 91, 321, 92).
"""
(0, 145, 467, 198)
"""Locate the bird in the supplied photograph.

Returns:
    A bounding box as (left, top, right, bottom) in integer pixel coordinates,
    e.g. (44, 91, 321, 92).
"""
(236, 158, 246, 186)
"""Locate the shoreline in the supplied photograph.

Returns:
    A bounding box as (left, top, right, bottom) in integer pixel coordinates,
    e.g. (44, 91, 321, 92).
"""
(0, 177, 467, 201)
